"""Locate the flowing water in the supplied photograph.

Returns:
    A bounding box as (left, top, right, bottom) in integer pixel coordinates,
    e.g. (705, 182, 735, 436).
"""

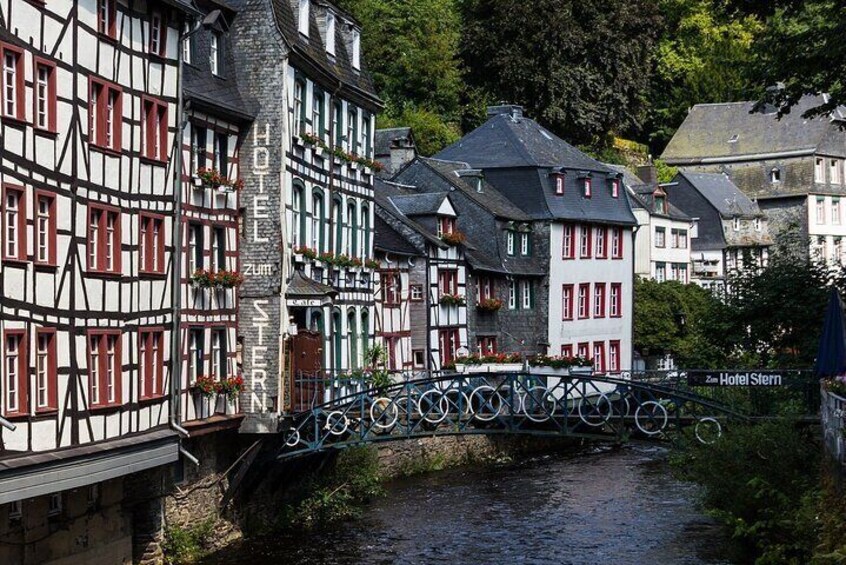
(203, 444, 732, 565)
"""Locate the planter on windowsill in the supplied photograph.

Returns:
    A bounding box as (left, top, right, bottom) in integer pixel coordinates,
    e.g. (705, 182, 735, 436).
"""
(454, 362, 524, 374)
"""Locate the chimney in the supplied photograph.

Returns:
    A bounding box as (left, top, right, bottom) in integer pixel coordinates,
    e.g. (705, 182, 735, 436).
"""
(487, 105, 524, 120)
(637, 165, 658, 186)
(390, 137, 416, 174)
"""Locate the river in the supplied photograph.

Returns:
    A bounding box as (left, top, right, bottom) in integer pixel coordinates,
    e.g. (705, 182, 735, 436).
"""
(203, 444, 732, 565)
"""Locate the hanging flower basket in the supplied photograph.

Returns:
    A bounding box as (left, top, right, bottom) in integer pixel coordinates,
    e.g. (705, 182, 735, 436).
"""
(440, 293, 466, 306)
(477, 298, 503, 312)
(441, 231, 466, 246)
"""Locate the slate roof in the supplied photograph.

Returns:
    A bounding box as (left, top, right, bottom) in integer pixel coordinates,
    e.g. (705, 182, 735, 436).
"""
(374, 214, 419, 256)
(678, 172, 763, 218)
(662, 95, 846, 163)
(286, 270, 337, 298)
(375, 127, 412, 158)
(374, 179, 446, 249)
(388, 192, 450, 217)
(628, 184, 691, 221)
(605, 163, 644, 188)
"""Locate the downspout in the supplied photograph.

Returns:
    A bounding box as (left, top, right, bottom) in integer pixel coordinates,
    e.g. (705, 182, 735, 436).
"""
(326, 80, 343, 375)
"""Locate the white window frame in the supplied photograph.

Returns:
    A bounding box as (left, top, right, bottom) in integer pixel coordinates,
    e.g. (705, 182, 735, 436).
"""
(834, 199, 841, 225)
(36, 333, 50, 409)
(506, 231, 514, 255)
(508, 280, 516, 310)
(5, 334, 20, 413)
(5, 189, 20, 258)
(817, 197, 826, 224)
(816, 157, 825, 183)
(298, 0, 310, 36)
(520, 233, 529, 255)
(325, 12, 336, 55)
(36, 65, 50, 129)
(351, 28, 361, 70)
(3, 50, 18, 117)
(210, 33, 220, 76)
(831, 159, 841, 184)
(410, 284, 423, 301)
(521, 280, 531, 309)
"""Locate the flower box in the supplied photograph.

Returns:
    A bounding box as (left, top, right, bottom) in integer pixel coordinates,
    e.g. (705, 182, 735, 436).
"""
(191, 176, 204, 189)
(440, 293, 466, 307)
(440, 231, 467, 246)
(454, 362, 524, 374)
(477, 298, 503, 313)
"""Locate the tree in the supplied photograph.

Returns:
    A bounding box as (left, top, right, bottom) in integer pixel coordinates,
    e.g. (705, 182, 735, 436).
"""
(460, 0, 662, 147)
(377, 107, 460, 157)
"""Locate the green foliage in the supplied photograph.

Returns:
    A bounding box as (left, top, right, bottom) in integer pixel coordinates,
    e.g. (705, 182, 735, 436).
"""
(672, 421, 820, 564)
(162, 518, 216, 564)
(654, 159, 678, 183)
(460, 0, 662, 147)
(378, 106, 460, 157)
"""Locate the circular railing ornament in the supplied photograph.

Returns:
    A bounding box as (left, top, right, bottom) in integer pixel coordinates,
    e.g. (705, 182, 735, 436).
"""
(634, 401, 668, 436)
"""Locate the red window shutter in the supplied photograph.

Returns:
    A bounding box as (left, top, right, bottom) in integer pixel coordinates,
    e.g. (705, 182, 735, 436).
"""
(159, 104, 168, 161)
(144, 101, 154, 159)
(113, 88, 123, 151)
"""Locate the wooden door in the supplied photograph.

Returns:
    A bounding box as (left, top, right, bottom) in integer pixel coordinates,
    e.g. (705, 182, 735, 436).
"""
(290, 331, 323, 412)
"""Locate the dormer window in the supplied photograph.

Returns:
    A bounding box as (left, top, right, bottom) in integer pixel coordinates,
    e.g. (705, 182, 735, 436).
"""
(610, 179, 619, 198)
(754, 218, 762, 232)
(298, 0, 310, 36)
(210, 32, 220, 76)
(325, 12, 336, 55)
(149, 11, 165, 56)
(583, 177, 591, 198)
(351, 28, 361, 70)
(816, 157, 825, 182)
(733, 217, 741, 231)
(554, 174, 564, 195)
(770, 167, 781, 183)
(438, 217, 456, 237)
(653, 195, 667, 214)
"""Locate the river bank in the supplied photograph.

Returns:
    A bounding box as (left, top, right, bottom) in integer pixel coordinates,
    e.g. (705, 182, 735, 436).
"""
(199, 444, 731, 565)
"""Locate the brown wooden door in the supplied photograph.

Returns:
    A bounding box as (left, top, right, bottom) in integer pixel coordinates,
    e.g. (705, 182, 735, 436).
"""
(290, 331, 323, 412)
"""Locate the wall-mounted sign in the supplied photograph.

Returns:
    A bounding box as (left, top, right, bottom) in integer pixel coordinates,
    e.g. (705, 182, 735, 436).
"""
(686, 371, 784, 387)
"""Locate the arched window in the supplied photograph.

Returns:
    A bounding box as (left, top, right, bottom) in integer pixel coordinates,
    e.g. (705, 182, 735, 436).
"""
(360, 205, 370, 259)
(333, 197, 343, 253)
(310, 310, 323, 334)
(311, 191, 324, 252)
(347, 309, 358, 369)
(346, 202, 357, 256)
(292, 181, 305, 247)
(332, 309, 342, 372)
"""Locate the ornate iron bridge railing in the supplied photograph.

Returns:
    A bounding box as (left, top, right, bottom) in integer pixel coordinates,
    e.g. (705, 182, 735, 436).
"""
(278, 370, 755, 462)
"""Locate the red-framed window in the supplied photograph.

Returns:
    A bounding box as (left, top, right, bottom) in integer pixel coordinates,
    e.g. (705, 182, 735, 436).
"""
(139, 213, 165, 274)
(3, 185, 26, 261)
(35, 328, 58, 412)
(1, 43, 25, 122)
(479, 336, 497, 355)
(89, 78, 122, 151)
(580, 225, 592, 258)
(595, 226, 607, 258)
(593, 342, 605, 373)
(477, 276, 494, 302)
(438, 269, 458, 295)
(611, 227, 623, 259)
(88, 330, 122, 408)
(439, 329, 460, 366)
(33, 57, 57, 132)
(88, 204, 122, 273)
(98, 0, 117, 38)
(594, 283, 606, 318)
(438, 216, 456, 237)
(139, 329, 164, 399)
(609, 340, 621, 373)
(562, 284, 574, 320)
(562, 224, 575, 259)
(578, 283, 590, 319)
(610, 283, 622, 318)
(149, 11, 166, 56)
(583, 177, 592, 198)
(554, 174, 565, 195)
(561, 344, 573, 358)
(143, 97, 168, 161)
(3, 329, 28, 417)
(610, 179, 620, 198)
(34, 190, 57, 266)
(577, 342, 589, 360)
(383, 271, 401, 305)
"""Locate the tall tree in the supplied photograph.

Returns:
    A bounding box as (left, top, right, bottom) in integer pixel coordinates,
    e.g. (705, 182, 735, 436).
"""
(460, 0, 661, 147)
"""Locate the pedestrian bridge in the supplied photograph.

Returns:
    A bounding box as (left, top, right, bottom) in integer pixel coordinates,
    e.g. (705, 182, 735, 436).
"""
(276, 370, 777, 462)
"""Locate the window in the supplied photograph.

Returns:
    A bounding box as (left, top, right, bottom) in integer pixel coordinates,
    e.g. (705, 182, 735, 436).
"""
(554, 174, 564, 195)
(611, 227, 623, 259)
(595, 227, 607, 258)
(562, 285, 574, 320)
(561, 345, 573, 358)
(346, 202, 357, 256)
(97, 0, 116, 38)
(817, 197, 826, 224)
(438, 216, 456, 237)
(149, 11, 165, 56)
(187, 328, 204, 384)
(520, 233, 530, 256)
(211, 226, 226, 271)
(311, 193, 324, 251)
(139, 329, 163, 399)
(506, 231, 515, 255)
(88, 205, 121, 273)
(1, 44, 23, 121)
(831, 159, 841, 184)
(8, 500, 21, 521)
(347, 109, 358, 152)
(143, 98, 168, 161)
(325, 12, 336, 55)
(577, 342, 589, 361)
(508, 280, 516, 309)
(770, 168, 781, 183)
(593, 342, 605, 373)
(610, 179, 620, 198)
(211, 329, 227, 378)
(215, 132, 228, 176)
(520, 280, 532, 309)
(578, 283, 590, 319)
(610, 283, 621, 318)
(298, 0, 310, 36)
(351, 28, 361, 70)
(583, 177, 592, 198)
(312, 92, 324, 137)
(3, 185, 25, 261)
(438, 329, 459, 366)
(609, 341, 620, 373)
(36, 192, 56, 265)
(593, 283, 606, 318)
(671, 229, 687, 249)
(476, 276, 494, 302)
(139, 214, 164, 274)
(187, 223, 203, 275)
(655, 262, 666, 282)
(655, 227, 666, 248)
(210, 32, 220, 76)
(562, 224, 575, 259)
(383, 272, 401, 305)
(88, 331, 121, 408)
(292, 185, 303, 248)
(47, 493, 62, 517)
(479, 336, 497, 355)
(34, 60, 57, 132)
(191, 125, 207, 173)
(4, 331, 26, 416)
(816, 157, 825, 182)
(580, 225, 592, 258)
(438, 270, 458, 295)
(35, 329, 57, 412)
(834, 200, 841, 225)
(293, 81, 304, 137)
(410, 284, 423, 301)
(333, 102, 343, 146)
(678, 263, 688, 284)
(89, 79, 122, 151)
(654, 195, 667, 214)
(182, 22, 192, 64)
(362, 114, 371, 157)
